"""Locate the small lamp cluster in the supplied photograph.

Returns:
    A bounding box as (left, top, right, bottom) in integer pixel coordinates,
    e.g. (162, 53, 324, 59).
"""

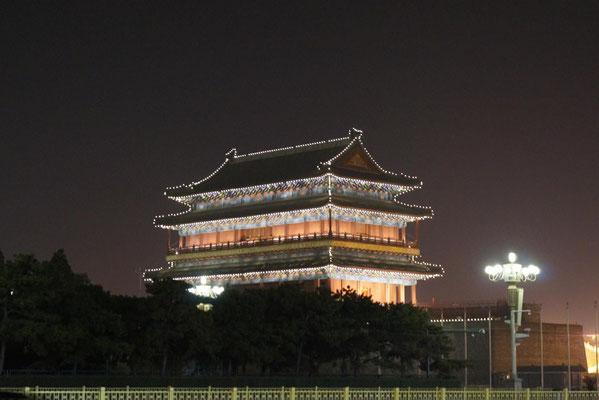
(484, 252, 540, 283)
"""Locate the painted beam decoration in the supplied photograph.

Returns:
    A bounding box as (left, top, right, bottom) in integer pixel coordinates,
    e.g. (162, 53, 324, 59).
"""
(167, 205, 417, 236)
(178, 264, 442, 287)
(147, 128, 443, 302)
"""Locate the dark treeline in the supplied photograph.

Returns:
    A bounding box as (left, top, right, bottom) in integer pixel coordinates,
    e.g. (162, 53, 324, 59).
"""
(0, 250, 461, 378)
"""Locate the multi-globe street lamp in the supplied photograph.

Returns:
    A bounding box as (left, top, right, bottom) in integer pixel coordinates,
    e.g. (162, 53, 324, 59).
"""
(485, 252, 540, 389)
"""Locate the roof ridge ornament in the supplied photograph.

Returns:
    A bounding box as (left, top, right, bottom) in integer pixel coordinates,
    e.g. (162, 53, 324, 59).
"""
(225, 148, 237, 161)
(348, 127, 363, 139)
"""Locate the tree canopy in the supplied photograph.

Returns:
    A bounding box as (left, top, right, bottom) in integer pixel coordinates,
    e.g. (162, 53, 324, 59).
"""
(0, 250, 460, 378)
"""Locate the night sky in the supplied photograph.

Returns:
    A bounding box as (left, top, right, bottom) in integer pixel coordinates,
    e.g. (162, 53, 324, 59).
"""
(2, 3, 598, 330)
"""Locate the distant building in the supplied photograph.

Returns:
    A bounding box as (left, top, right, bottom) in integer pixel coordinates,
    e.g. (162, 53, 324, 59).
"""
(427, 302, 587, 389)
(585, 334, 598, 374)
(147, 129, 442, 302)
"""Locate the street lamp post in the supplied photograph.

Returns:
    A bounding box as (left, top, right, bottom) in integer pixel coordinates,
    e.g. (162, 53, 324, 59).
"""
(485, 252, 540, 390)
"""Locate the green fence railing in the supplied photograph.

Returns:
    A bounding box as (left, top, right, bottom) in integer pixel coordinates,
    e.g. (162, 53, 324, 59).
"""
(1, 387, 598, 400)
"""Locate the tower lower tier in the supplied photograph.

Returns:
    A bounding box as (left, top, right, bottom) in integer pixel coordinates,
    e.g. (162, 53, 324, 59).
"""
(145, 237, 442, 304)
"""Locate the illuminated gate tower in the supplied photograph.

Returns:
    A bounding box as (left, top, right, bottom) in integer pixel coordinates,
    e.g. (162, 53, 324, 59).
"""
(148, 128, 443, 303)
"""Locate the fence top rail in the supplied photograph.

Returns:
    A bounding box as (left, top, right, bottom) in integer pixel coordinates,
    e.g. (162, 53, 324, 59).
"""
(0, 387, 597, 393)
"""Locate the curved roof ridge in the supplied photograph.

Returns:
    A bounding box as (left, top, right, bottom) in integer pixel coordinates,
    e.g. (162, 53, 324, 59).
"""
(163, 128, 421, 197)
(231, 135, 351, 163)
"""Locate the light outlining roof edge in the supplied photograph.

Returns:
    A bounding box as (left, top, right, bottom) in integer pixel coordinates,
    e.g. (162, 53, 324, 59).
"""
(154, 203, 433, 230)
(166, 172, 421, 205)
(320, 128, 421, 183)
(319, 131, 362, 168)
(392, 193, 434, 215)
(163, 129, 422, 200)
(143, 256, 445, 281)
(165, 135, 352, 193)
(147, 263, 444, 284)
(235, 135, 351, 159)
(164, 157, 231, 192)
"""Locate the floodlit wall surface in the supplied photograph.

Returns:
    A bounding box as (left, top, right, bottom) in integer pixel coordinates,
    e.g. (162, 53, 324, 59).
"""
(429, 305, 587, 388)
(492, 322, 587, 373)
(182, 221, 401, 247)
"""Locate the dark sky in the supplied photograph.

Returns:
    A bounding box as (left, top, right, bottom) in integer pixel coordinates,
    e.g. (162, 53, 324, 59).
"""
(2, 2, 598, 330)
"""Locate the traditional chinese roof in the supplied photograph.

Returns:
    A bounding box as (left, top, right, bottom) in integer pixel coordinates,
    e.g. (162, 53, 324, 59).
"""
(155, 193, 432, 227)
(164, 129, 421, 198)
(147, 253, 442, 282)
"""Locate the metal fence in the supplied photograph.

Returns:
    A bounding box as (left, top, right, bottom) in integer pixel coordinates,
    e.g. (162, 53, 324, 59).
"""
(1, 387, 598, 400)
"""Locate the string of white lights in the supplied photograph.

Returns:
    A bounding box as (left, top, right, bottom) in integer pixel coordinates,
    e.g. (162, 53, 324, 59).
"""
(235, 136, 351, 159)
(319, 129, 420, 181)
(167, 173, 419, 205)
(155, 203, 431, 231)
(164, 264, 442, 284)
(430, 318, 495, 323)
(164, 130, 420, 200)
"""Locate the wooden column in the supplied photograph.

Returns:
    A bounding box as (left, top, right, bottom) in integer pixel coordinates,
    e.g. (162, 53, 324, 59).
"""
(401, 226, 407, 244)
(415, 220, 420, 246)
(411, 285, 417, 306)
(328, 208, 333, 236)
(167, 229, 171, 251)
(398, 284, 405, 303)
(385, 283, 390, 304)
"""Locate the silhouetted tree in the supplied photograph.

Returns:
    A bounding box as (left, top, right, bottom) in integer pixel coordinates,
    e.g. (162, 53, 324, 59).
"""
(145, 278, 205, 375)
(0, 252, 458, 378)
(0, 253, 40, 373)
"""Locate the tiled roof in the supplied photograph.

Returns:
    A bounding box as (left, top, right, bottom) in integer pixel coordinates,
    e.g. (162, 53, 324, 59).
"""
(165, 130, 420, 197)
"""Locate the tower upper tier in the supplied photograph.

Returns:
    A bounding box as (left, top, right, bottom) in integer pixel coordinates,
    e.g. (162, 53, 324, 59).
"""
(164, 128, 421, 198)
(155, 128, 433, 229)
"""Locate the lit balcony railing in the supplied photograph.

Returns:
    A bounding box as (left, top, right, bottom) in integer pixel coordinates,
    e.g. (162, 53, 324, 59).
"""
(168, 232, 417, 255)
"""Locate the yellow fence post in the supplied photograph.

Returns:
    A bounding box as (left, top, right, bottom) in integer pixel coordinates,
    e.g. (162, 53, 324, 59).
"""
(290, 387, 296, 400)
(562, 389, 568, 400)
(208, 386, 212, 400)
(168, 386, 174, 400)
(126, 386, 130, 400)
(281, 386, 285, 400)
(440, 388, 446, 400)
(100, 387, 106, 400)
(344, 387, 350, 400)
(232, 387, 238, 400)
(484, 388, 489, 400)
(524, 388, 530, 400)
(24, 388, 30, 397)
(315, 386, 319, 400)
(393, 387, 399, 400)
